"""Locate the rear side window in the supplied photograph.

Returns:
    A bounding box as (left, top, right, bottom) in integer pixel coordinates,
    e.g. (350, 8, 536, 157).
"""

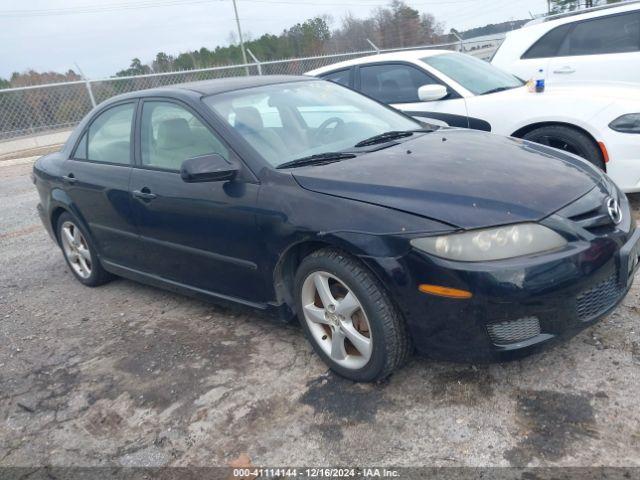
(321, 69, 351, 87)
(86, 103, 135, 164)
(522, 24, 572, 59)
(559, 12, 640, 56)
(359, 63, 438, 104)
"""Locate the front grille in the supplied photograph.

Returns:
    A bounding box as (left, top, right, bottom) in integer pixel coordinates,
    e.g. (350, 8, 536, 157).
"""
(559, 187, 616, 234)
(576, 273, 621, 321)
(487, 317, 541, 345)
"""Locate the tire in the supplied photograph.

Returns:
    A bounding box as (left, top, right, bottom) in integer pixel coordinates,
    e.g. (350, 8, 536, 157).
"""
(294, 247, 411, 382)
(522, 125, 605, 170)
(56, 212, 113, 287)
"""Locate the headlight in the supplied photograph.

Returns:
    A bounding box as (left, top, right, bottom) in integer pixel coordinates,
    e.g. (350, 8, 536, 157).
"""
(609, 113, 640, 134)
(410, 223, 567, 262)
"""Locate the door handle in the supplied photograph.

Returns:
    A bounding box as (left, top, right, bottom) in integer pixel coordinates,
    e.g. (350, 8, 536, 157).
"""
(133, 188, 157, 201)
(553, 67, 575, 74)
(62, 173, 77, 184)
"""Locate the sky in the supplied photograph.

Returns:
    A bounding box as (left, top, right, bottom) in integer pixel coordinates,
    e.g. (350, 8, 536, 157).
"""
(0, 0, 548, 79)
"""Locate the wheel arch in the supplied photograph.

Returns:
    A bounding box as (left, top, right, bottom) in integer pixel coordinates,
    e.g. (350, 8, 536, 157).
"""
(272, 240, 334, 314)
(271, 237, 406, 323)
(511, 121, 596, 141)
(511, 121, 606, 170)
(48, 197, 94, 247)
(50, 206, 70, 245)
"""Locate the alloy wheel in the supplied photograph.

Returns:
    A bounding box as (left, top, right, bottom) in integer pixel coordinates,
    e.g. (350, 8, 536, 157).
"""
(60, 221, 92, 279)
(301, 271, 372, 370)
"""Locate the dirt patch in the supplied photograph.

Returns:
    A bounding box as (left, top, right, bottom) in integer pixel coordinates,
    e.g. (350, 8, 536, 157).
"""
(112, 317, 254, 411)
(430, 368, 494, 406)
(300, 372, 388, 423)
(504, 390, 597, 466)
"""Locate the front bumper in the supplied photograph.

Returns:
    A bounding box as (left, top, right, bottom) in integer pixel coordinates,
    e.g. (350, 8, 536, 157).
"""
(366, 226, 640, 362)
(595, 126, 640, 193)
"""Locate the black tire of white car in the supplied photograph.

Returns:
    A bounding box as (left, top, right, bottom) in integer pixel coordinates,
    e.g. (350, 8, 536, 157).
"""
(295, 248, 411, 382)
(522, 125, 605, 170)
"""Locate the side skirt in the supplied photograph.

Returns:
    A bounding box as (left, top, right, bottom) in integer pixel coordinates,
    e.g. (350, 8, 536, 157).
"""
(102, 259, 269, 310)
(100, 259, 296, 323)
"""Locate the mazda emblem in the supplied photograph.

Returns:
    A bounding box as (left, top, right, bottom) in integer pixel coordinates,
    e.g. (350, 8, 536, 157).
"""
(606, 197, 622, 225)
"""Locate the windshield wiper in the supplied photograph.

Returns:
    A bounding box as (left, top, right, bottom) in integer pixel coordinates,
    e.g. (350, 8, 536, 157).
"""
(276, 152, 357, 169)
(354, 128, 433, 148)
(482, 86, 515, 95)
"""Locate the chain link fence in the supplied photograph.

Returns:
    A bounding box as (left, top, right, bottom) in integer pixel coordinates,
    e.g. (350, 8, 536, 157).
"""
(0, 37, 503, 142)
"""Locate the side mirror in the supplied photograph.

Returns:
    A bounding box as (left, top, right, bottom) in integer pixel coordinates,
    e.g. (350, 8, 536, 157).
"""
(418, 84, 448, 102)
(180, 154, 238, 183)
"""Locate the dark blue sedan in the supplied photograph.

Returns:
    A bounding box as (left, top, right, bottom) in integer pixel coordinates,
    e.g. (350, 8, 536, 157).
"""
(33, 75, 640, 382)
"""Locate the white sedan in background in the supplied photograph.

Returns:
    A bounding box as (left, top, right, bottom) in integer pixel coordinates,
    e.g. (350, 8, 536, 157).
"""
(307, 50, 640, 192)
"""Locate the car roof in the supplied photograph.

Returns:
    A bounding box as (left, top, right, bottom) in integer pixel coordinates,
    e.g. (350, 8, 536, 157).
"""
(524, 0, 640, 27)
(107, 75, 315, 102)
(306, 49, 451, 76)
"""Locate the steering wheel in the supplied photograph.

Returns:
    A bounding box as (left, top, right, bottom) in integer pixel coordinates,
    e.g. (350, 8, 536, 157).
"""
(314, 117, 345, 143)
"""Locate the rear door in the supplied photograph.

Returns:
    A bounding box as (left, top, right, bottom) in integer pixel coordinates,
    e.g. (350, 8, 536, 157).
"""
(547, 11, 640, 84)
(354, 62, 469, 128)
(128, 98, 265, 302)
(62, 101, 137, 265)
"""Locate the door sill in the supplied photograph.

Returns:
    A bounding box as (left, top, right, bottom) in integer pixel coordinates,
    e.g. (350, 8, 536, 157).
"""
(101, 259, 269, 310)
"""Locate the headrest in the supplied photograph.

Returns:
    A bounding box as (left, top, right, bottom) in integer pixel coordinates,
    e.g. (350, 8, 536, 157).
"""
(234, 107, 263, 132)
(157, 118, 193, 150)
(382, 79, 399, 90)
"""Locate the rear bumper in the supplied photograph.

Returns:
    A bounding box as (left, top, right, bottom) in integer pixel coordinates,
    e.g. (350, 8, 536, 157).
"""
(37, 203, 56, 242)
(364, 227, 640, 362)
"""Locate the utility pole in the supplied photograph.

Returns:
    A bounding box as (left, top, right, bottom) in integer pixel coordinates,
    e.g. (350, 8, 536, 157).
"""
(231, 0, 249, 75)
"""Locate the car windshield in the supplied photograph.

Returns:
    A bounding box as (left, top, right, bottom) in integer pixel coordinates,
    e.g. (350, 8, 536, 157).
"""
(422, 52, 523, 95)
(203, 80, 421, 167)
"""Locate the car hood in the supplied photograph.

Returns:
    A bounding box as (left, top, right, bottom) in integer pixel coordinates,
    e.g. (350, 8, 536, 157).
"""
(291, 130, 602, 230)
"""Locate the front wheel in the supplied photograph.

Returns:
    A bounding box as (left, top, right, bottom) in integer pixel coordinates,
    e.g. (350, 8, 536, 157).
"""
(522, 125, 605, 170)
(295, 248, 410, 382)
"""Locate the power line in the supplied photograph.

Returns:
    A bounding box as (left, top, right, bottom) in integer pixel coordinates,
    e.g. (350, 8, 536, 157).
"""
(0, 0, 489, 18)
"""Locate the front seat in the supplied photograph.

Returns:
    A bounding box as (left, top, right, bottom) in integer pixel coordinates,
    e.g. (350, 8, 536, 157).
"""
(153, 117, 195, 169)
(234, 107, 289, 163)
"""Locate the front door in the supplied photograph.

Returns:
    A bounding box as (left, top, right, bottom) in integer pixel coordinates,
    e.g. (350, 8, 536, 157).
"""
(62, 101, 137, 265)
(129, 99, 264, 302)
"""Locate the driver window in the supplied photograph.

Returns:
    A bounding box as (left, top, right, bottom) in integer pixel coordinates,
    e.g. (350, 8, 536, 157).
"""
(141, 101, 228, 171)
(359, 64, 438, 104)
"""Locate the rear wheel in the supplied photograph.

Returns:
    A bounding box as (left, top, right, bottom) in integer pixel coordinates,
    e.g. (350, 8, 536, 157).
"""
(522, 125, 604, 170)
(295, 248, 410, 382)
(56, 212, 113, 287)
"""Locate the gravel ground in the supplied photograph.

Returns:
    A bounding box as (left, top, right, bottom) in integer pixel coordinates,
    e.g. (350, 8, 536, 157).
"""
(1, 160, 640, 468)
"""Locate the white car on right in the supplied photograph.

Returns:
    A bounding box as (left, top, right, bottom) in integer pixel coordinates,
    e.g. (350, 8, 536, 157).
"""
(492, 1, 640, 85)
(308, 50, 640, 192)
